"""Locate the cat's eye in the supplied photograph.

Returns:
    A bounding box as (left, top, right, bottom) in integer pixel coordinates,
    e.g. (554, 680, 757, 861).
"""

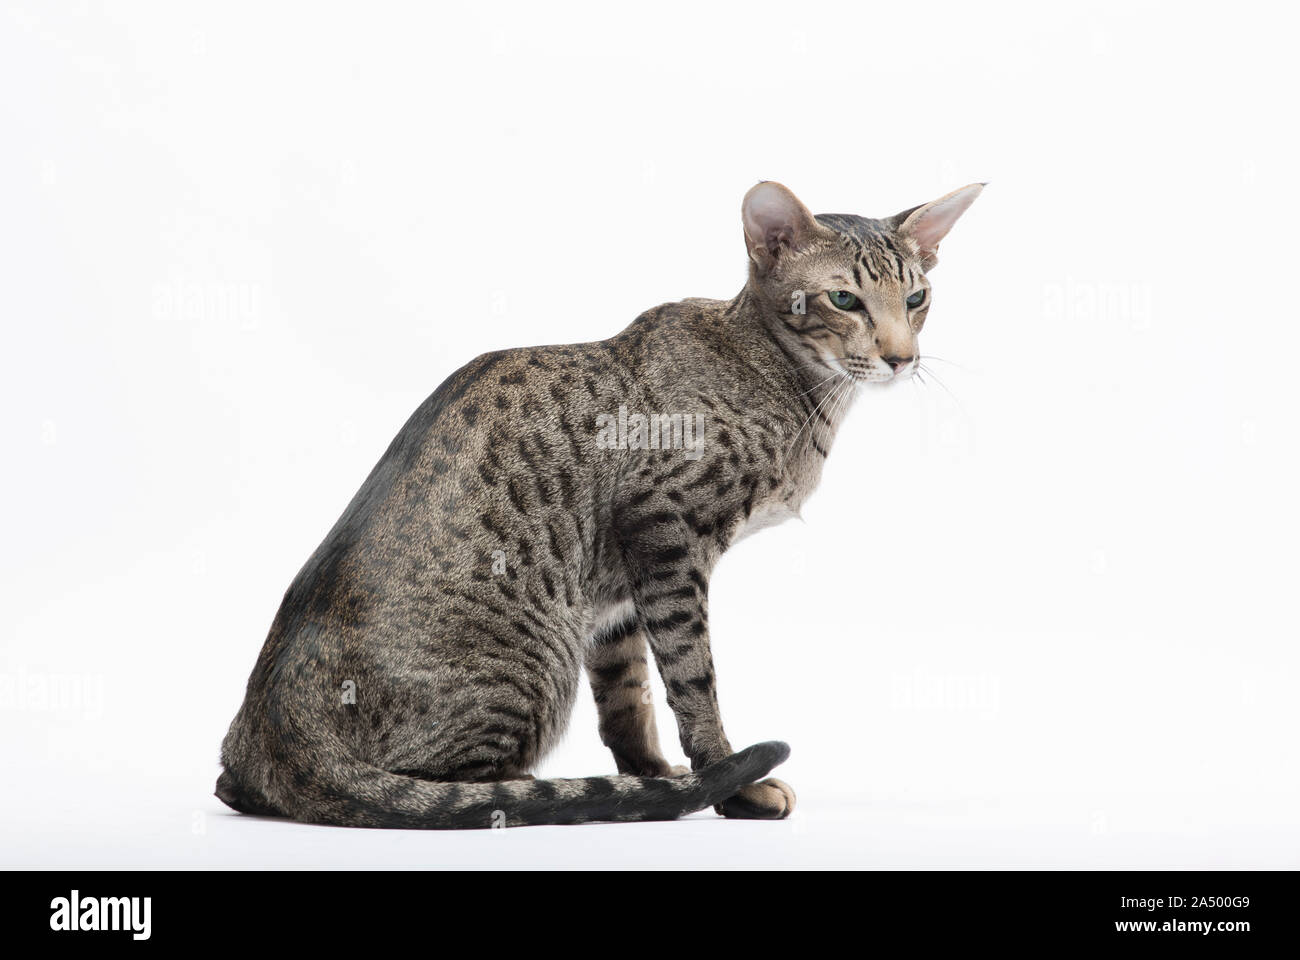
(906, 289, 927, 309)
(827, 290, 860, 310)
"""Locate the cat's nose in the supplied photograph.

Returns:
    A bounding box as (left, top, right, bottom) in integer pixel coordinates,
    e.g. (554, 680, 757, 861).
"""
(883, 355, 914, 372)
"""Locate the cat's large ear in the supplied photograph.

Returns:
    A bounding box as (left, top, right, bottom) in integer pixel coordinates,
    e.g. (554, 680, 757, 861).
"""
(742, 181, 820, 274)
(893, 182, 985, 271)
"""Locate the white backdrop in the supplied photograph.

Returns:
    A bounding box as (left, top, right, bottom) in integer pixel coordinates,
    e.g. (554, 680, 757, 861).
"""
(2, 1, 1297, 867)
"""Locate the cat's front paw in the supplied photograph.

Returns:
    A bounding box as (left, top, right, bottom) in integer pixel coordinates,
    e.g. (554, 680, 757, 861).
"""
(620, 757, 690, 778)
(715, 777, 796, 819)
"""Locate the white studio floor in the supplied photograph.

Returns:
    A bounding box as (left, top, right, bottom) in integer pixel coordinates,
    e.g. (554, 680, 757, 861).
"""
(5, 776, 1296, 869)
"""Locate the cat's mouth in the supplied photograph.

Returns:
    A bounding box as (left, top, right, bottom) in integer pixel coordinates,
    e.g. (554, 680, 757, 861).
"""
(842, 355, 913, 383)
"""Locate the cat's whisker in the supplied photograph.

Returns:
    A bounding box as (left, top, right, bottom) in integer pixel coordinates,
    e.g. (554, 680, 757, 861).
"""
(919, 354, 970, 372)
(827, 377, 857, 427)
(789, 355, 849, 369)
(917, 362, 964, 411)
(792, 376, 852, 454)
(790, 361, 848, 379)
(794, 371, 846, 401)
(786, 374, 851, 455)
(833, 376, 857, 419)
(818, 386, 848, 447)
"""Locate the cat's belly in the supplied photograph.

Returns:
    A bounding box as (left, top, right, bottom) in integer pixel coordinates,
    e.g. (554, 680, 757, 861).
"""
(587, 596, 636, 643)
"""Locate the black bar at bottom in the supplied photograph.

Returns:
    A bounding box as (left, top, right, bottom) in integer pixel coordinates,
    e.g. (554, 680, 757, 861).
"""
(2, 869, 1290, 948)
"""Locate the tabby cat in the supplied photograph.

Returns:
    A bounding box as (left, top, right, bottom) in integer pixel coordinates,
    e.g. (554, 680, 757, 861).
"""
(216, 180, 983, 828)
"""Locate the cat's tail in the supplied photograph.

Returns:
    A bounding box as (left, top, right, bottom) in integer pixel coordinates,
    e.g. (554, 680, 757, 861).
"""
(216, 740, 790, 829)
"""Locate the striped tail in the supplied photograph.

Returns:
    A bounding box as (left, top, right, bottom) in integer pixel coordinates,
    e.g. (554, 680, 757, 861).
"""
(217, 741, 790, 829)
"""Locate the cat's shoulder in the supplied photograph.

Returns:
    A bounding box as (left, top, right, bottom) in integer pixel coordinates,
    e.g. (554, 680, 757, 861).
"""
(634, 296, 727, 319)
(619, 297, 730, 338)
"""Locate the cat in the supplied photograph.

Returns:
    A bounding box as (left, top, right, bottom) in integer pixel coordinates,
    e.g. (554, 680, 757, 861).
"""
(215, 180, 983, 828)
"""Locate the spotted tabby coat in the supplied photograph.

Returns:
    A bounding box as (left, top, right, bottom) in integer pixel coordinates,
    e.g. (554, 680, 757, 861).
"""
(216, 181, 983, 827)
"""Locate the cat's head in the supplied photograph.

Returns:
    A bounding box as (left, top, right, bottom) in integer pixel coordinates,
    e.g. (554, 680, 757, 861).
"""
(741, 181, 983, 383)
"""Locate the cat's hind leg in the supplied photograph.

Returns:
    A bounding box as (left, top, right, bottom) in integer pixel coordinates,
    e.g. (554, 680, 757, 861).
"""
(586, 616, 687, 778)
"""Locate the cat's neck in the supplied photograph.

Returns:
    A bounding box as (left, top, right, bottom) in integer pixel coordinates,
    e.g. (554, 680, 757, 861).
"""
(714, 284, 859, 465)
(725, 284, 849, 402)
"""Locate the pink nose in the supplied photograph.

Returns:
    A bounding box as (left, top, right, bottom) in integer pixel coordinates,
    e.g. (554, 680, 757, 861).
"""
(883, 355, 914, 372)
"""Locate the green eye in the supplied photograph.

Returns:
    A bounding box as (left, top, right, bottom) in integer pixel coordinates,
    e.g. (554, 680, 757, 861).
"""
(907, 289, 927, 309)
(828, 290, 860, 310)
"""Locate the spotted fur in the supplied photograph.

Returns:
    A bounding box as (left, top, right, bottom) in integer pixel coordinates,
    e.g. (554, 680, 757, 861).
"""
(216, 181, 983, 827)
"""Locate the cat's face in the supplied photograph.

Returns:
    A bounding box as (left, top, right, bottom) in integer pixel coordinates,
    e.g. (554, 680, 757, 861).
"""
(741, 182, 983, 384)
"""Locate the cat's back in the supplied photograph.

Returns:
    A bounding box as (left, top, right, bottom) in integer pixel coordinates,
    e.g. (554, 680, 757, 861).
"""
(275, 339, 640, 616)
(271, 301, 745, 633)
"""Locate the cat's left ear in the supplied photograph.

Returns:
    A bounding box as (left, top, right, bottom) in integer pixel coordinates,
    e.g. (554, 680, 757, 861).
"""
(893, 182, 985, 271)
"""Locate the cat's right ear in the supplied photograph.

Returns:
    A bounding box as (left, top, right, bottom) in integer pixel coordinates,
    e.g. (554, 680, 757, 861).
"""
(742, 182, 820, 274)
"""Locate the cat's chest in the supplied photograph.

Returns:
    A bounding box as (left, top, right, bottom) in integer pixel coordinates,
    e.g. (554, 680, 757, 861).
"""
(722, 440, 824, 549)
(726, 497, 799, 547)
